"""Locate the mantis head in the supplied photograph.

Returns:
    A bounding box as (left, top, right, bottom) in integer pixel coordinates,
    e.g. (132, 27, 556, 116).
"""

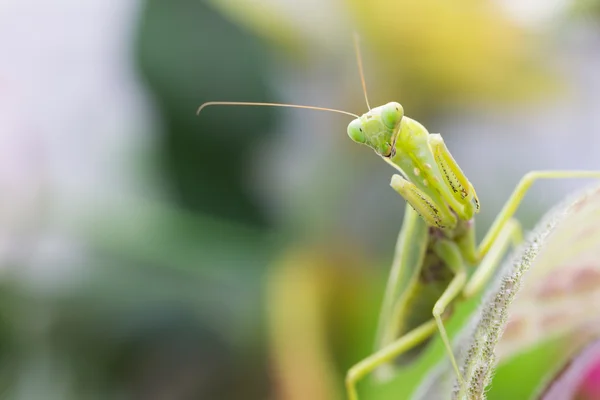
(347, 102, 404, 157)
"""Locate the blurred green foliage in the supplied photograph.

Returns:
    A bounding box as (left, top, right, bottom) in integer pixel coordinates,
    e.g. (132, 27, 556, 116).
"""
(347, 0, 558, 115)
(138, 0, 276, 227)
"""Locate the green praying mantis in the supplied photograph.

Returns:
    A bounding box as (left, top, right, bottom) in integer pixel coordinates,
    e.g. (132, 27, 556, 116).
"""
(197, 38, 600, 400)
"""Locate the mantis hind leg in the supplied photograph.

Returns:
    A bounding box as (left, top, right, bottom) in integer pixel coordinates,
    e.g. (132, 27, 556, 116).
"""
(419, 224, 523, 396)
(477, 170, 600, 259)
(345, 320, 438, 400)
(345, 240, 470, 400)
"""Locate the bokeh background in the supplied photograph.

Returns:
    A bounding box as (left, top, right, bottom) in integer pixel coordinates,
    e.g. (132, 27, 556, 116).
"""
(1, 1, 600, 399)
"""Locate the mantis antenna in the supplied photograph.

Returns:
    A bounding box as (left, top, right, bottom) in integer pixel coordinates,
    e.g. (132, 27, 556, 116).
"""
(197, 101, 359, 119)
(198, 36, 378, 119)
(353, 33, 371, 111)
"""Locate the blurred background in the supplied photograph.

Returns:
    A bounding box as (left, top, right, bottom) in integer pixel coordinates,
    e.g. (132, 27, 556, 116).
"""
(1, 1, 600, 399)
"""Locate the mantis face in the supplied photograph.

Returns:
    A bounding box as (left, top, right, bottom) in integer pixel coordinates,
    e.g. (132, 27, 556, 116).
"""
(347, 102, 404, 157)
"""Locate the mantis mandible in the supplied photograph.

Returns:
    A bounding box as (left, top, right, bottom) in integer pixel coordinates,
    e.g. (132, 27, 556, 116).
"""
(197, 37, 600, 400)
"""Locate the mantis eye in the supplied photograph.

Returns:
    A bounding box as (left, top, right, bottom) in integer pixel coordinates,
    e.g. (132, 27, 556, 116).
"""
(347, 119, 366, 144)
(381, 102, 404, 129)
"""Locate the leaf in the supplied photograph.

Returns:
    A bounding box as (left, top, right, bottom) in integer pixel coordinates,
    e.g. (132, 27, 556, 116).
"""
(413, 185, 600, 400)
(497, 187, 600, 361)
(539, 338, 600, 400)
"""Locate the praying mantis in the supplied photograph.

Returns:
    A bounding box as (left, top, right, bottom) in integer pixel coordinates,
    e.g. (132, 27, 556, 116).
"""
(197, 38, 600, 400)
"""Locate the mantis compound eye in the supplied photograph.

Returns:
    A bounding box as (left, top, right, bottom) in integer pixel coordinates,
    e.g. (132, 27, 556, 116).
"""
(347, 119, 366, 144)
(381, 102, 404, 129)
